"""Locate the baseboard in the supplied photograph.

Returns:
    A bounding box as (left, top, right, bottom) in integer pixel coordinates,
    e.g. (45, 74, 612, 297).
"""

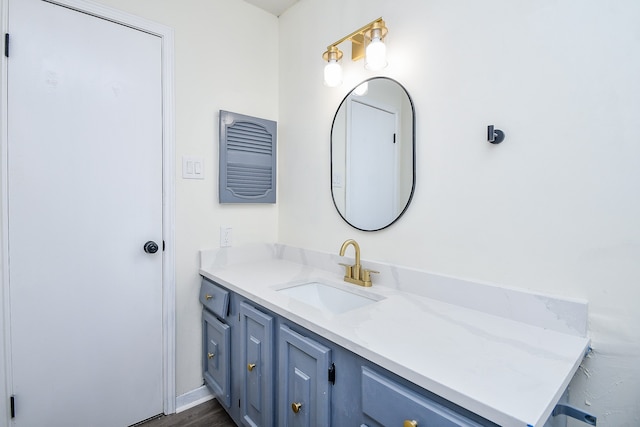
(175, 385, 213, 413)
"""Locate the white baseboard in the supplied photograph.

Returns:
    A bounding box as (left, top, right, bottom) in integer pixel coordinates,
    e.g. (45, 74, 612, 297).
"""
(175, 385, 213, 413)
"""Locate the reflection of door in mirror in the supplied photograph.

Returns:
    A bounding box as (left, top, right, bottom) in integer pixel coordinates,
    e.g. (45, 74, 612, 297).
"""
(347, 98, 397, 230)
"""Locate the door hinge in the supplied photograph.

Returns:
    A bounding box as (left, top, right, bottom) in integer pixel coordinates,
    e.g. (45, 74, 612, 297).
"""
(328, 363, 336, 384)
(4, 34, 9, 58)
(10, 395, 15, 418)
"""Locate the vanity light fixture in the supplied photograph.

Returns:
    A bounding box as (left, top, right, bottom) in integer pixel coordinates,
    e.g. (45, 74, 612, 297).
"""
(322, 17, 389, 87)
(323, 46, 343, 87)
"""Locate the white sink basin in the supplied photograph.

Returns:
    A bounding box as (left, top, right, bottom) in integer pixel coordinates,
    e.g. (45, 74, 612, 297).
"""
(276, 280, 384, 314)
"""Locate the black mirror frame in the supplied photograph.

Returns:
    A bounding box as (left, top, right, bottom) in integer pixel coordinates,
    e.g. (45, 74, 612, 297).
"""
(330, 76, 416, 232)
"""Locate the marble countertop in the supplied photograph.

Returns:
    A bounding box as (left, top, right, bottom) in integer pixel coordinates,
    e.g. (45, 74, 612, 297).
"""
(200, 244, 590, 427)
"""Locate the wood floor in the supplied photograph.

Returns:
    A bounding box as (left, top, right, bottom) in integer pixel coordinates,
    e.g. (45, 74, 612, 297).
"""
(135, 399, 237, 427)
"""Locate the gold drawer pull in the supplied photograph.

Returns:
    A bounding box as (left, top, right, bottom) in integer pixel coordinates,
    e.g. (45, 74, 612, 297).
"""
(205, 294, 213, 300)
(207, 352, 215, 359)
(403, 421, 418, 427)
(291, 402, 302, 414)
(247, 363, 256, 372)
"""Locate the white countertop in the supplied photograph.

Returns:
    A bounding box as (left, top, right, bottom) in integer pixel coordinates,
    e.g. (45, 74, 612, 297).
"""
(200, 244, 590, 427)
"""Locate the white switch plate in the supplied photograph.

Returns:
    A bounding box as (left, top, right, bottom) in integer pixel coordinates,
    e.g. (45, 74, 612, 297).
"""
(182, 156, 204, 179)
(220, 226, 232, 247)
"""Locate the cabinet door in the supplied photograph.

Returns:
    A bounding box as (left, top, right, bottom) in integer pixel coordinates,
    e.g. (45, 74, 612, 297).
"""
(279, 325, 332, 427)
(240, 302, 275, 427)
(203, 310, 231, 407)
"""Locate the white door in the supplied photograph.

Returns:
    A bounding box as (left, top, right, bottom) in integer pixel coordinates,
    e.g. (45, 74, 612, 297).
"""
(347, 100, 397, 230)
(7, 0, 164, 425)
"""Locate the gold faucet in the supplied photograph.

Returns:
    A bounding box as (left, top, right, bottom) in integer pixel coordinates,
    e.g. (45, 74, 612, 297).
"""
(338, 239, 378, 287)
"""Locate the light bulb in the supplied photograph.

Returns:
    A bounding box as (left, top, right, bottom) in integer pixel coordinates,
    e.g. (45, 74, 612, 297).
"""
(365, 37, 387, 71)
(324, 59, 342, 87)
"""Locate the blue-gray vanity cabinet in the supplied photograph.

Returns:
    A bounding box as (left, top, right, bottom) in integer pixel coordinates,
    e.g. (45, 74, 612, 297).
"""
(240, 302, 275, 427)
(278, 325, 332, 427)
(199, 277, 499, 427)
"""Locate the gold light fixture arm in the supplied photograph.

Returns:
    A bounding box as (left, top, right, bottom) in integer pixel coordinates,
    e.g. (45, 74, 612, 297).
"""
(323, 17, 387, 62)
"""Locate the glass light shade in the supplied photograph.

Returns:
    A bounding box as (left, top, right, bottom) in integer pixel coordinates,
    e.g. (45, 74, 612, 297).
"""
(324, 60, 343, 87)
(364, 37, 387, 71)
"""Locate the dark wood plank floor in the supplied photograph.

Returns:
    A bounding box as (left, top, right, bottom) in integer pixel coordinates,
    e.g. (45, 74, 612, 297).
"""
(135, 399, 237, 427)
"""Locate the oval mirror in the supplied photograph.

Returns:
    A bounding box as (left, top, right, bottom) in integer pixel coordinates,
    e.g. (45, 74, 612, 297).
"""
(331, 77, 415, 231)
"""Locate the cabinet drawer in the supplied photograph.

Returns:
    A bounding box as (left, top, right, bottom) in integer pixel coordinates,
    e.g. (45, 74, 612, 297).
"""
(203, 310, 231, 407)
(200, 278, 229, 319)
(362, 367, 483, 427)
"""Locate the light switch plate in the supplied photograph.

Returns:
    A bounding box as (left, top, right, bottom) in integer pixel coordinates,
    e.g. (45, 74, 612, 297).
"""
(182, 156, 204, 179)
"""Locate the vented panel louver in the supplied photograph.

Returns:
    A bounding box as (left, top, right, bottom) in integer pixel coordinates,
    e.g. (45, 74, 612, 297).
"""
(219, 110, 277, 203)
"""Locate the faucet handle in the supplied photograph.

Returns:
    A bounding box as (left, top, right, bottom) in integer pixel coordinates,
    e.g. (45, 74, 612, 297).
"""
(362, 269, 379, 279)
(338, 262, 353, 279)
(362, 269, 379, 286)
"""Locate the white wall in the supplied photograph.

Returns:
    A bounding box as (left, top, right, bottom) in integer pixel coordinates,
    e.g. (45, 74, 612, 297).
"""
(84, 0, 280, 396)
(278, 1, 640, 426)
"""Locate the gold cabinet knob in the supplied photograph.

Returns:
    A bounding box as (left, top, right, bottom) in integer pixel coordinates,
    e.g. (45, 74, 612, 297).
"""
(207, 352, 215, 359)
(291, 402, 302, 413)
(403, 420, 418, 427)
(205, 294, 213, 300)
(247, 363, 256, 372)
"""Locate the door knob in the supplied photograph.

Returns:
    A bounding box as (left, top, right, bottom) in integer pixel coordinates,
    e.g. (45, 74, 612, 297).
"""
(143, 241, 159, 254)
(247, 363, 256, 372)
(403, 420, 418, 427)
(291, 402, 302, 413)
(207, 352, 215, 359)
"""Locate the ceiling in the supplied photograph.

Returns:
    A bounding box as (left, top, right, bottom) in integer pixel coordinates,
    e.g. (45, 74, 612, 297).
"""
(244, 0, 299, 17)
